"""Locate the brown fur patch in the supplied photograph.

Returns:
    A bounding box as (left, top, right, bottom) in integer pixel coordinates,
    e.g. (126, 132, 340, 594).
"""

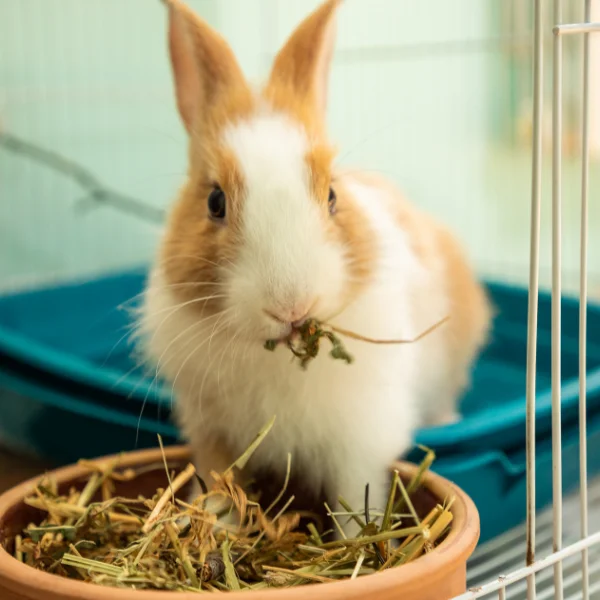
(339, 170, 491, 396)
(160, 171, 240, 313)
(435, 226, 492, 371)
(160, 183, 221, 301)
(326, 177, 378, 305)
(160, 141, 248, 311)
(161, 0, 258, 311)
(263, 83, 324, 140)
(305, 144, 336, 202)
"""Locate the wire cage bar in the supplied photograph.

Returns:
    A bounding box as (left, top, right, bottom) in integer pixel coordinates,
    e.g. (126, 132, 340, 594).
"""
(551, 0, 564, 597)
(526, 0, 544, 598)
(455, 533, 600, 598)
(454, 0, 599, 597)
(578, 1, 592, 597)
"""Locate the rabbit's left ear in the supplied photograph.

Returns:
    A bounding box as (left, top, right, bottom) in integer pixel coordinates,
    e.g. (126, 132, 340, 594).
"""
(265, 0, 342, 127)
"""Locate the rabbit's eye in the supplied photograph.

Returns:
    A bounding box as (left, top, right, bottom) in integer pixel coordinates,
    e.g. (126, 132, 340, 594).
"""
(208, 187, 226, 221)
(328, 187, 337, 215)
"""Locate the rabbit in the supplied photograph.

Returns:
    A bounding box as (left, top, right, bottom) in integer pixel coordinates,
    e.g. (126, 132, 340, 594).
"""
(139, 0, 491, 535)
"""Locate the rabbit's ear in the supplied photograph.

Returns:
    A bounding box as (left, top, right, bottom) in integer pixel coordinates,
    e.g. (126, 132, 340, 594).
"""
(165, 0, 252, 135)
(265, 0, 341, 128)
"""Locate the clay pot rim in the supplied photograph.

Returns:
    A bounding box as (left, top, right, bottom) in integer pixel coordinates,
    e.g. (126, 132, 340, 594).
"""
(0, 446, 479, 600)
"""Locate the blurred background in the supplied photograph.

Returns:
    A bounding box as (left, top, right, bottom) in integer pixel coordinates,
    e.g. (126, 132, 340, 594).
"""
(1, 0, 599, 296)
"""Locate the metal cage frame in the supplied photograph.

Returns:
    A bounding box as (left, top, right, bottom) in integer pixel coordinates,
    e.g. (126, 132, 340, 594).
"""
(454, 1, 600, 598)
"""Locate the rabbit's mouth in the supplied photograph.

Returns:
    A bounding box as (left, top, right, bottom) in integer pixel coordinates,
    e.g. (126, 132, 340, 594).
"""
(263, 320, 315, 348)
(263, 326, 294, 346)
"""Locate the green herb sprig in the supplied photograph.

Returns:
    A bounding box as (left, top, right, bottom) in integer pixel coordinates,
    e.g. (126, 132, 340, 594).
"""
(265, 316, 449, 370)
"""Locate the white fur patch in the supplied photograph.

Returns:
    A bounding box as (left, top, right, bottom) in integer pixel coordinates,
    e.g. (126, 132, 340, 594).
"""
(140, 114, 457, 536)
(222, 112, 346, 338)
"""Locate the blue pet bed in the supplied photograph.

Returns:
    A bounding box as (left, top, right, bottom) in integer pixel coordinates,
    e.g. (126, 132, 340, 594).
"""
(1, 268, 599, 542)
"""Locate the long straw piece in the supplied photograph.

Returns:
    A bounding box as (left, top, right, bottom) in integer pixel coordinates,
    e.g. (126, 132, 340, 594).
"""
(330, 316, 449, 345)
(142, 463, 196, 533)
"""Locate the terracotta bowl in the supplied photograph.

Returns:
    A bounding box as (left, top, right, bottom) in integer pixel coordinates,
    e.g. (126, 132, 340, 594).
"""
(0, 446, 479, 600)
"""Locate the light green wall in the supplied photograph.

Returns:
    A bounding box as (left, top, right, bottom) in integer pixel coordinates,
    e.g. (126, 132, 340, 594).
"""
(0, 0, 217, 287)
(1, 0, 598, 294)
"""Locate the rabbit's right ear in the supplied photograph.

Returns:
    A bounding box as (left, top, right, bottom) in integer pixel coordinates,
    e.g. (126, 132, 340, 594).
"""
(165, 0, 252, 135)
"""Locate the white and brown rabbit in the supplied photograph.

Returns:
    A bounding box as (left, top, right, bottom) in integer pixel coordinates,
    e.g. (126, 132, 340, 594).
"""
(140, 0, 491, 530)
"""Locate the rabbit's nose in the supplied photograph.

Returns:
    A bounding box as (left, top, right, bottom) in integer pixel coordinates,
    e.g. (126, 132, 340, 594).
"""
(292, 313, 309, 327)
(264, 302, 314, 326)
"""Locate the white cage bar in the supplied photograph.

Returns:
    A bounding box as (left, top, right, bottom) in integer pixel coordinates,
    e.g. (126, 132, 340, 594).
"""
(526, 0, 544, 598)
(551, 0, 564, 597)
(578, 1, 592, 598)
(454, 0, 599, 597)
